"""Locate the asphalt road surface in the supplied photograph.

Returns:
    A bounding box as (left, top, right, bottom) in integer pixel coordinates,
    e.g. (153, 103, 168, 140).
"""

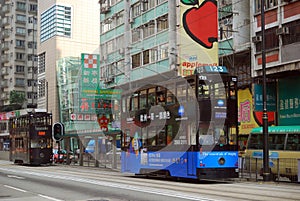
(0, 160, 299, 201)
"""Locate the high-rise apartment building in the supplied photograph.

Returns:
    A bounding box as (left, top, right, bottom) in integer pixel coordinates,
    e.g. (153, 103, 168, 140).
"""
(0, 0, 38, 109)
(99, 0, 250, 87)
(37, 1, 100, 122)
(99, 0, 300, 140)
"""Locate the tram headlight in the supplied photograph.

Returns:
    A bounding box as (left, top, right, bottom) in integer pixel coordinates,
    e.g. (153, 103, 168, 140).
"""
(218, 157, 225, 165)
(39, 152, 45, 158)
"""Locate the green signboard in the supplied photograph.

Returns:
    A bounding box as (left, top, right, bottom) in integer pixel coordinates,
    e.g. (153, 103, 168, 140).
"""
(97, 89, 122, 99)
(253, 83, 276, 112)
(80, 53, 100, 113)
(278, 77, 300, 125)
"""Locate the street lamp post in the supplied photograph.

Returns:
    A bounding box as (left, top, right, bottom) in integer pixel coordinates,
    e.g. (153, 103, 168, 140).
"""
(261, 0, 271, 182)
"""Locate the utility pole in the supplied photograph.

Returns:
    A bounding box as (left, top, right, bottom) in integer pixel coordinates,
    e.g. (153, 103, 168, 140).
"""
(261, 0, 271, 182)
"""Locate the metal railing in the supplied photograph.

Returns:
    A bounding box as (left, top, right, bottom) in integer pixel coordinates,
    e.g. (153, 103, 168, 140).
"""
(239, 156, 299, 183)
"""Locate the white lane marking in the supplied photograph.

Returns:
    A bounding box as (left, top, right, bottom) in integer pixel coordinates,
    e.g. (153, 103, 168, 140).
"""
(4, 185, 27, 192)
(38, 194, 64, 201)
(7, 174, 25, 179)
(0, 168, 219, 201)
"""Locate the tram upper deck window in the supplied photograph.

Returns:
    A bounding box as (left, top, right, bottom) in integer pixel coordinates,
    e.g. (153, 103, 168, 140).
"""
(130, 93, 138, 111)
(166, 93, 175, 105)
(148, 88, 156, 106)
(176, 84, 187, 102)
(198, 84, 209, 97)
(157, 93, 165, 105)
(213, 83, 226, 98)
(140, 90, 147, 109)
(156, 87, 166, 105)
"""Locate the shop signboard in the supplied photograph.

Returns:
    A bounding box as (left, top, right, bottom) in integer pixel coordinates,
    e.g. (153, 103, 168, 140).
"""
(253, 83, 276, 112)
(278, 77, 300, 125)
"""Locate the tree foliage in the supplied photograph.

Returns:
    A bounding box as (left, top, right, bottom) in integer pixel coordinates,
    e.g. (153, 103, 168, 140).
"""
(10, 90, 26, 106)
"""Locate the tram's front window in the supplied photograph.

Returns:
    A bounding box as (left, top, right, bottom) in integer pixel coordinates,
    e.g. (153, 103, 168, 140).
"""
(31, 138, 51, 149)
(198, 127, 214, 146)
(198, 126, 229, 146)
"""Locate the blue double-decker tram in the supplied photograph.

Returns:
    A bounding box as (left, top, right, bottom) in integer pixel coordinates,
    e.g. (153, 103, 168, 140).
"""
(120, 67, 239, 180)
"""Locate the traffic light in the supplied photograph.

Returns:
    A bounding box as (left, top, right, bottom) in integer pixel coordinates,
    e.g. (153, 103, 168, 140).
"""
(52, 122, 64, 141)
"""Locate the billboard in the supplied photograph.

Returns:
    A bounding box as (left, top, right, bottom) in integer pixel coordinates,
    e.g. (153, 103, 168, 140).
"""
(179, 0, 219, 76)
(278, 77, 300, 125)
(80, 53, 100, 114)
(253, 83, 276, 112)
(238, 88, 259, 134)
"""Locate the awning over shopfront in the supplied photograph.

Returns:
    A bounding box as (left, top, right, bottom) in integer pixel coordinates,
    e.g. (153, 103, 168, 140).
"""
(251, 126, 300, 134)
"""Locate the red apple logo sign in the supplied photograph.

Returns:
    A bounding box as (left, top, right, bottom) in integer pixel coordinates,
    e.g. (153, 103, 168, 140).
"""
(181, 0, 218, 49)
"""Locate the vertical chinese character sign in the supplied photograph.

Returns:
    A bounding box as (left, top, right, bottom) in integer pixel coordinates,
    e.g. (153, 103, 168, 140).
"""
(238, 89, 258, 134)
(80, 53, 100, 114)
(253, 83, 276, 126)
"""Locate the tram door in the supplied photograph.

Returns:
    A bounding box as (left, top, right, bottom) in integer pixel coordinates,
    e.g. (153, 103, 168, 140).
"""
(187, 152, 196, 176)
(187, 123, 197, 176)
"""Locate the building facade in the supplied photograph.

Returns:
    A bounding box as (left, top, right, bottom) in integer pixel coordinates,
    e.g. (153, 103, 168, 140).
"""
(0, 0, 38, 109)
(99, 0, 300, 135)
(250, 0, 300, 127)
(99, 0, 251, 88)
(99, 0, 175, 87)
(37, 0, 100, 122)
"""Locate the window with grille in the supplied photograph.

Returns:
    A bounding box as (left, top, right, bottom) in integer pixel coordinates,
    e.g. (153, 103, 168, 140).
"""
(38, 52, 46, 73)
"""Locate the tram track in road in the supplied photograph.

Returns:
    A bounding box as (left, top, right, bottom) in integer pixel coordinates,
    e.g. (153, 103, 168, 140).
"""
(47, 166, 300, 201)
(0, 162, 299, 201)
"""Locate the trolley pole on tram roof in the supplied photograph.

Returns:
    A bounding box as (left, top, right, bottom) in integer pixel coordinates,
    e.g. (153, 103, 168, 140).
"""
(261, 0, 271, 182)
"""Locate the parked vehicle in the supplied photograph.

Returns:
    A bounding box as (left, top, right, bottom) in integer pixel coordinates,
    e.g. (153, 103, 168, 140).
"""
(53, 149, 77, 163)
(244, 126, 300, 182)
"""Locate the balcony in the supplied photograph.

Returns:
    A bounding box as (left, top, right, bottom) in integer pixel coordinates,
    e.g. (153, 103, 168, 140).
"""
(15, 45, 25, 50)
(1, 55, 10, 63)
(1, 42, 10, 51)
(1, 17, 10, 26)
(28, 8, 37, 15)
(219, 4, 232, 19)
(2, 4, 10, 14)
(1, 80, 9, 89)
(0, 93, 8, 100)
(1, 29, 11, 39)
(1, 67, 9, 75)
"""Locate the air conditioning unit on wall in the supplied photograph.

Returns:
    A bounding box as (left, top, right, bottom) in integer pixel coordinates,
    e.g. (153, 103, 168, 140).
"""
(276, 27, 289, 35)
(101, 6, 111, 14)
(252, 36, 262, 43)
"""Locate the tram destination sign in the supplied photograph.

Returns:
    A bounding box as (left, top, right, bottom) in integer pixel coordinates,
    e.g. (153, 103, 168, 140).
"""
(194, 66, 228, 74)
